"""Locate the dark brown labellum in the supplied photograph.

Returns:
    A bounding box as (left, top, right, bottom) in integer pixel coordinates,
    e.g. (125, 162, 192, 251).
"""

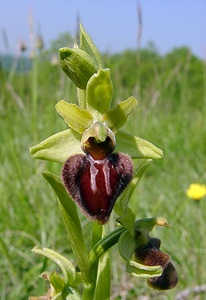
(147, 261, 178, 290)
(62, 152, 133, 224)
(135, 238, 178, 290)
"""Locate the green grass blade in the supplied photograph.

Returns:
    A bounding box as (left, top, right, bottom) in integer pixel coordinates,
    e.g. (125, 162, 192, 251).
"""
(0, 238, 19, 286)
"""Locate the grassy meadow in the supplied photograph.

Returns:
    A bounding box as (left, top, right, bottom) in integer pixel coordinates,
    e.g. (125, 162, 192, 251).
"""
(1, 43, 206, 300)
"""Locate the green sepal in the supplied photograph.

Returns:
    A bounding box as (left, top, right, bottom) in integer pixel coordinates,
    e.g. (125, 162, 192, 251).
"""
(116, 209, 136, 237)
(126, 260, 162, 278)
(55, 100, 93, 134)
(118, 230, 136, 261)
(29, 129, 82, 163)
(118, 218, 168, 263)
(32, 246, 76, 285)
(42, 171, 91, 283)
(116, 131, 163, 159)
(59, 47, 98, 89)
(135, 217, 168, 233)
(86, 69, 113, 115)
(135, 217, 168, 248)
(80, 23, 103, 68)
(103, 97, 138, 131)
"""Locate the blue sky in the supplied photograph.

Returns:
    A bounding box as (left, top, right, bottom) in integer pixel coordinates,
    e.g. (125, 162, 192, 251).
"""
(1, 0, 206, 59)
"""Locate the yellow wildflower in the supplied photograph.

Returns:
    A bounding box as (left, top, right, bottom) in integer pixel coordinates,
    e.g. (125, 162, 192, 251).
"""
(186, 183, 206, 201)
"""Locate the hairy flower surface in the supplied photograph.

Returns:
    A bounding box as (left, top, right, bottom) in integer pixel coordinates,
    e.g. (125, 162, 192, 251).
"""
(135, 238, 178, 290)
(62, 152, 133, 224)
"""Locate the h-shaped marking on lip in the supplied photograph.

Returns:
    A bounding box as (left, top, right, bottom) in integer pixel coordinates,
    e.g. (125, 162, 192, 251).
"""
(89, 158, 112, 196)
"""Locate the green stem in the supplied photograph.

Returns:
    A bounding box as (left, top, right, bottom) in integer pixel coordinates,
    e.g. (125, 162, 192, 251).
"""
(77, 88, 87, 109)
(82, 283, 96, 300)
(82, 223, 103, 299)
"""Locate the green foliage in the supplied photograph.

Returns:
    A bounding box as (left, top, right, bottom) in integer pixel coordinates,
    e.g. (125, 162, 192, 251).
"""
(108, 45, 205, 113)
(0, 27, 206, 299)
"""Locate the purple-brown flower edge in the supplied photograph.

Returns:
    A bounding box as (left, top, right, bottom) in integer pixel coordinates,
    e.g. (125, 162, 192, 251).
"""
(62, 152, 133, 224)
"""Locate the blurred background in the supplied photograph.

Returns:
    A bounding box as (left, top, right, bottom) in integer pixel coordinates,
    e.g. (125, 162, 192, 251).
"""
(1, 1, 206, 299)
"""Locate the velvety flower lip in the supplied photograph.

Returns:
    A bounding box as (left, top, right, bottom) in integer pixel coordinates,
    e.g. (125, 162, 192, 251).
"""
(62, 152, 134, 224)
(135, 238, 178, 290)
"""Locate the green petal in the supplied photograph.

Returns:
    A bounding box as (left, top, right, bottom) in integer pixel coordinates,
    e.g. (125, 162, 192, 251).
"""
(59, 47, 98, 89)
(29, 129, 82, 163)
(80, 23, 103, 68)
(86, 69, 113, 115)
(103, 97, 138, 131)
(55, 100, 93, 133)
(116, 131, 163, 159)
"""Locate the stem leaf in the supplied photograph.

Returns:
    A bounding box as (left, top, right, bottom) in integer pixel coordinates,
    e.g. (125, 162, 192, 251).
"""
(42, 171, 90, 283)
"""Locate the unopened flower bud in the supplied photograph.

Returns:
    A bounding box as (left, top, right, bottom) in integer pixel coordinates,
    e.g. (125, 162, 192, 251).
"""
(59, 47, 98, 89)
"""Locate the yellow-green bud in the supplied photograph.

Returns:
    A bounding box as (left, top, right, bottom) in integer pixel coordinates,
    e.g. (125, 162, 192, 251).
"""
(59, 47, 98, 89)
